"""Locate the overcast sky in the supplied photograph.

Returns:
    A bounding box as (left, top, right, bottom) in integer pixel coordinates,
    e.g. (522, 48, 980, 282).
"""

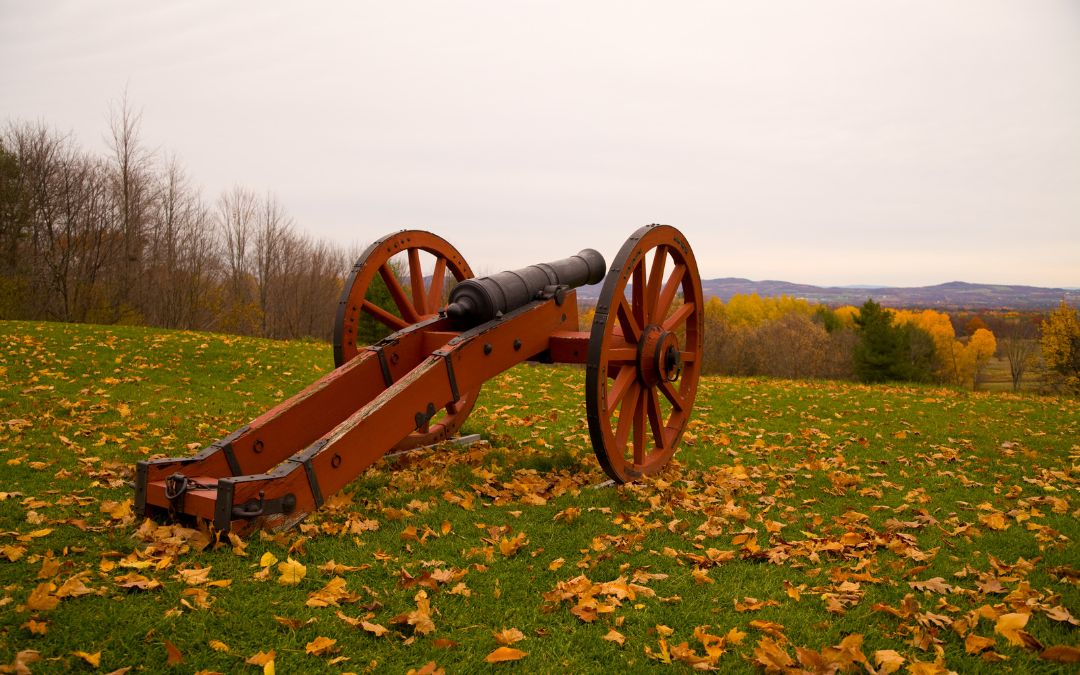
(2, 0, 1078, 287)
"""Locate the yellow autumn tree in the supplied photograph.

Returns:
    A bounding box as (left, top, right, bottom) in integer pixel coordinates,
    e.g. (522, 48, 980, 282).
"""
(1040, 301, 1080, 393)
(893, 310, 997, 388)
(893, 309, 957, 381)
(832, 305, 860, 328)
(721, 293, 814, 327)
(961, 328, 998, 390)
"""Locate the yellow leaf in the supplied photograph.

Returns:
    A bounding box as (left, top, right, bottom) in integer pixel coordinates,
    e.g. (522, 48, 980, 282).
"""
(26, 582, 59, 611)
(277, 557, 306, 585)
(603, 629, 626, 646)
(724, 627, 747, 646)
(498, 532, 528, 557)
(753, 637, 793, 670)
(964, 634, 995, 655)
(980, 512, 1009, 531)
(178, 567, 212, 586)
(19, 528, 53, 541)
(259, 552, 278, 568)
(245, 650, 276, 667)
(548, 558, 565, 571)
(407, 590, 436, 635)
(484, 647, 527, 663)
(493, 628, 525, 646)
(73, 650, 101, 667)
(209, 639, 230, 653)
(361, 620, 389, 637)
(874, 650, 906, 674)
(994, 612, 1029, 647)
(304, 636, 337, 656)
(23, 619, 47, 635)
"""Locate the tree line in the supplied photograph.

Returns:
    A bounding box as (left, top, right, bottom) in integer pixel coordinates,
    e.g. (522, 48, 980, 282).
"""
(4, 104, 1078, 393)
(700, 293, 1080, 394)
(0, 102, 351, 341)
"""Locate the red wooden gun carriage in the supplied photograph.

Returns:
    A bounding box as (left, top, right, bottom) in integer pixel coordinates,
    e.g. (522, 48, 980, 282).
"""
(134, 224, 704, 533)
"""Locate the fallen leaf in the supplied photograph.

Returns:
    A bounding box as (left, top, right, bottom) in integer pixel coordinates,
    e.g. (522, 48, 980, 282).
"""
(25, 583, 59, 611)
(873, 650, 905, 674)
(493, 628, 525, 646)
(1040, 645, 1080, 663)
(277, 557, 306, 585)
(754, 636, 793, 671)
(304, 637, 337, 656)
(994, 612, 1030, 647)
(603, 629, 626, 646)
(245, 650, 276, 666)
(484, 647, 527, 663)
(73, 651, 101, 667)
(964, 634, 996, 655)
(164, 639, 183, 665)
(362, 620, 389, 638)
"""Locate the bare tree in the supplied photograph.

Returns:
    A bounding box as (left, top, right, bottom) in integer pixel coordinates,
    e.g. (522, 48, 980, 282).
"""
(216, 185, 260, 334)
(252, 193, 293, 337)
(107, 92, 155, 322)
(1000, 316, 1040, 391)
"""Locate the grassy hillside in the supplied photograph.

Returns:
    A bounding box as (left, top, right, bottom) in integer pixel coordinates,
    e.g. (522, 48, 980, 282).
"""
(1, 321, 1078, 673)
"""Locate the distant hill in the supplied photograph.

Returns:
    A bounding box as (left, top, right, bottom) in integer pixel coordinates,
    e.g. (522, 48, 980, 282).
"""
(576, 278, 1077, 310)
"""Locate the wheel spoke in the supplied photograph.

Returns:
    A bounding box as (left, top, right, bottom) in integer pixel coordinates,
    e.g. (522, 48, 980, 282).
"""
(361, 300, 409, 330)
(680, 350, 697, 363)
(658, 378, 685, 412)
(645, 386, 666, 450)
(614, 381, 640, 455)
(379, 263, 420, 323)
(632, 386, 646, 466)
(653, 263, 686, 323)
(662, 301, 694, 332)
(408, 248, 427, 315)
(606, 365, 637, 410)
(427, 256, 448, 310)
(615, 296, 643, 344)
(645, 246, 667, 322)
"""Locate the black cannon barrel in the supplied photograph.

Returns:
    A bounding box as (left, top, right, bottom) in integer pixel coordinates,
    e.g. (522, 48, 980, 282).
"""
(446, 249, 605, 327)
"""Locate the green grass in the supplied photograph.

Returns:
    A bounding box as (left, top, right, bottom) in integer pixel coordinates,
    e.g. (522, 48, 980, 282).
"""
(1, 320, 1078, 673)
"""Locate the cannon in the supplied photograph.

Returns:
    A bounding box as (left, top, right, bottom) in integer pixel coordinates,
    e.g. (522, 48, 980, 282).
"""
(134, 224, 704, 533)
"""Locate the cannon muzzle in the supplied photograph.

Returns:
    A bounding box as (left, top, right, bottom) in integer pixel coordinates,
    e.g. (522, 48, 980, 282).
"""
(446, 249, 605, 327)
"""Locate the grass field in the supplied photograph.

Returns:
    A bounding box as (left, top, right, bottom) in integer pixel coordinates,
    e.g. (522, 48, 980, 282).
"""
(1, 321, 1078, 673)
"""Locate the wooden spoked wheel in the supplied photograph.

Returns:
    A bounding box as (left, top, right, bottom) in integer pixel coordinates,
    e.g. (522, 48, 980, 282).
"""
(334, 230, 479, 449)
(586, 225, 704, 482)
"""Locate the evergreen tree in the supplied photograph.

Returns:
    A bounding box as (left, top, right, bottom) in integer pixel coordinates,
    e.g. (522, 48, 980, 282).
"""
(853, 299, 936, 383)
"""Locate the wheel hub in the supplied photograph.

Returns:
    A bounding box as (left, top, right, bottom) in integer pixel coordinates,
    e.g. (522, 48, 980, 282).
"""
(637, 325, 682, 386)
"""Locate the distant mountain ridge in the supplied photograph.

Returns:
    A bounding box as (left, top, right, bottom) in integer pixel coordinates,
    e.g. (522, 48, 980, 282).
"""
(576, 278, 1077, 310)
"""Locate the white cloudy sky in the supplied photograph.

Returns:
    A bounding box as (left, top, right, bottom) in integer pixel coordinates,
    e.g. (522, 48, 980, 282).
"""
(2, 0, 1078, 287)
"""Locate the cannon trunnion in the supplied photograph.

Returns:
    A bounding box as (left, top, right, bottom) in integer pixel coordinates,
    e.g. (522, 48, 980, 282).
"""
(134, 225, 703, 533)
